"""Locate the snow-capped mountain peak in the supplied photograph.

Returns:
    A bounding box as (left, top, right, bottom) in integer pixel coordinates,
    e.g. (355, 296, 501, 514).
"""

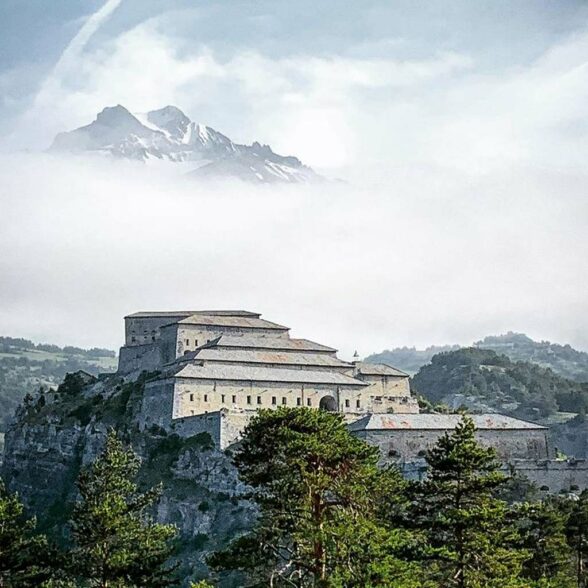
(50, 105, 321, 184)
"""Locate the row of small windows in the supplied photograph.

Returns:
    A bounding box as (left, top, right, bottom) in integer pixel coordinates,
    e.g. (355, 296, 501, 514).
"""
(187, 393, 361, 408)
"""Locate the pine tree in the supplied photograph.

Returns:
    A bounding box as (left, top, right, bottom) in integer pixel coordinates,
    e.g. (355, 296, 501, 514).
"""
(514, 498, 573, 586)
(409, 416, 528, 588)
(0, 478, 55, 587)
(69, 431, 178, 588)
(209, 407, 420, 587)
(566, 490, 588, 588)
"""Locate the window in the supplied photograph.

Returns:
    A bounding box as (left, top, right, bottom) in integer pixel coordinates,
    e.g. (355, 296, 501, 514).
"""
(185, 339, 189, 346)
(272, 397, 277, 405)
(232, 395, 236, 404)
(297, 398, 301, 406)
(195, 339, 198, 346)
(257, 396, 262, 405)
(356, 399, 361, 408)
(131, 336, 136, 343)
(151, 336, 156, 342)
(282, 397, 287, 405)
(345, 399, 350, 408)
(204, 394, 208, 402)
(307, 398, 312, 406)
(221, 394, 225, 403)
(247, 396, 252, 405)
(189, 393, 194, 402)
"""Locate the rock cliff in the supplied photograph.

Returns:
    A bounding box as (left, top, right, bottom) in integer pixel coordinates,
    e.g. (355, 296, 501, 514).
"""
(1, 371, 254, 586)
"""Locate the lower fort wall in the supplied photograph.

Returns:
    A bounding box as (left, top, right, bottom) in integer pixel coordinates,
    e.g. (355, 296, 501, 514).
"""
(355, 428, 550, 462)
(398, 458, 588, 492)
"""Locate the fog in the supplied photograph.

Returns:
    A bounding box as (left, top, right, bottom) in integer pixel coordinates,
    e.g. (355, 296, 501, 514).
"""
(0, 152, 586, 358)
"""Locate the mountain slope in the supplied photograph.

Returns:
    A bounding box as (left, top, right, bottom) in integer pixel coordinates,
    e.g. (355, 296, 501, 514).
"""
(0, 336, 117, 433)
(411, 347, 588, 420)
(365, 333, 588, 383)
(50, 104, 320, 184)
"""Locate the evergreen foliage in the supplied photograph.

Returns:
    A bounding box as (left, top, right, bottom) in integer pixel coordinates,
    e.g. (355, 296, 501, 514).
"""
(407, 417, 528, 587)
(0, 478, 56, 586)
(69, 431, 178, 587)
(210, 408, 420, 587)
(411, 347, 588, 418)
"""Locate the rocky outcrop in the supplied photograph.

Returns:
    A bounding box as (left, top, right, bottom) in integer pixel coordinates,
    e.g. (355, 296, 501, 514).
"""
(1, 372, 255, 586)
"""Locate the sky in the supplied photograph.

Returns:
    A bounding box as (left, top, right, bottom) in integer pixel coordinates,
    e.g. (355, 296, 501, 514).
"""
(0, 1, 587, 358)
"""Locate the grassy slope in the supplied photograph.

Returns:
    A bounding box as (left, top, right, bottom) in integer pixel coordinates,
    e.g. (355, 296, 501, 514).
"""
(0, 338, 117, 433)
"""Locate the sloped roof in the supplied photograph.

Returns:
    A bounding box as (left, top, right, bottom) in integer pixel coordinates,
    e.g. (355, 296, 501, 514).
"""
(208, 335, 337, 353)
(125, 310, 261, 319)
(189, 347, 352, 368)
(175, 363, 367, 387)
(174, 315, 288, 330)
(348, 413, 547, 432)
(355, 361, 408, 377)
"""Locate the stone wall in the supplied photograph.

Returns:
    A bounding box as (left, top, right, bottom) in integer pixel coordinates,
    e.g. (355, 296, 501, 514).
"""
(172, 378, 380, 419)
(356, 428, 550, 462)
(398, 458, 588, 492)
(118, 343, 162, 374)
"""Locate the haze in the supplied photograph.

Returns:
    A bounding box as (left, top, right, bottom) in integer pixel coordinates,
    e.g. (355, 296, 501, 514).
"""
(0, 0, 587, 358)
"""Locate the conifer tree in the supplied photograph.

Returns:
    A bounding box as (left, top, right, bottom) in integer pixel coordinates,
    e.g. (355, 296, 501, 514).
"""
(0, 478, 55, 587)
(69, 431, 178, 588)
(514, 498, 573, 586)
(409, 416, 528, 588)
(210, 407, 420, 587)
(566, 490, 588, 588)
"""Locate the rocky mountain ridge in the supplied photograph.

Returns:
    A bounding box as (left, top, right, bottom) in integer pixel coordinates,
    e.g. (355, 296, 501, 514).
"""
(50, 104, 321, 184)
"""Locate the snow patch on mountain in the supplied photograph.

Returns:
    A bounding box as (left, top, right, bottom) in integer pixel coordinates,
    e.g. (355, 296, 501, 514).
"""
(50, 105, 321, 183)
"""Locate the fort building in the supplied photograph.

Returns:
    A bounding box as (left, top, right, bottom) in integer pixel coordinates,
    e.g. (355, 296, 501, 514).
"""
(117, 309, 588, 492)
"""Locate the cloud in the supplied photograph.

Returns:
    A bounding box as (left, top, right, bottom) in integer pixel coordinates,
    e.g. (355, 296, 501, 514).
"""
(0, 152, 586, 357)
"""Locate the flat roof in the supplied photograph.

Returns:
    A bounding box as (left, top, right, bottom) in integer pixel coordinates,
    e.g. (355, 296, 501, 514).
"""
(348, 413, 547, 432)
(125, 310, 261, 319)
(175, 363, 368, 387)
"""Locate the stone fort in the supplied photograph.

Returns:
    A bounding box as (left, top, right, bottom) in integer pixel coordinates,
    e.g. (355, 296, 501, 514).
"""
(118, 309, 588, 491)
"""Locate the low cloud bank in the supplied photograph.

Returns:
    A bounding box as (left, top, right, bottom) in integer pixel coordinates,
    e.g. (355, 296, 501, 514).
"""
(0, 152, 586, 358)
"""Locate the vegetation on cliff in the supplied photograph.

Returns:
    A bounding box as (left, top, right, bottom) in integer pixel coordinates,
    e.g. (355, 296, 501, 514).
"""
(0, 336, 117, 433)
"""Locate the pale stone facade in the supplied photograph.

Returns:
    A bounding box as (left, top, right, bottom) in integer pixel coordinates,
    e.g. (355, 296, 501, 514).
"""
(120, 309, 418, 445)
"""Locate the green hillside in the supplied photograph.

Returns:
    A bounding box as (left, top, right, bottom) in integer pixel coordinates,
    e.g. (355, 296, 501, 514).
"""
(411, 347, 588, 420)
(0, 336, 117, 433)
(474, 332, 588, 383)
(366, 333, 588, 383)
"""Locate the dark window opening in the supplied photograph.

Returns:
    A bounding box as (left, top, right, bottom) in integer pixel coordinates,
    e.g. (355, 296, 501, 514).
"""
(257, 396, 262, 405)
(345, 399, 350, 408)
(307, 398, 312, 406)
(232, 395, 236, 403)
(189, 393, 194, 402)
(297, 398, 301, 406)
(356, 399, 360, 408)
(221, 394, 225, 403)
(282, 397, 287, 405)
(247, 396, 252, 405)
(272, 397, 277, 405)
(204, 394, 208, 402)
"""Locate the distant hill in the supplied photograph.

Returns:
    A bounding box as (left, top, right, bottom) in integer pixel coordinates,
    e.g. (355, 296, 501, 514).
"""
(0, 336, 117, 434)
(473, 332, 588, 383)
(365, 332, 588, 383)
(411, 347, 588, 420)
(364, 344, 460, 375)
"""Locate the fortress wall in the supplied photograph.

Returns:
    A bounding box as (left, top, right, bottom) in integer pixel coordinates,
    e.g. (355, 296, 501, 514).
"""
(398, 459, 588, 491)
(361, 376, 411, 397)
(139, 380, 175, 430)
(125, 316, 179, 346)
(357, 428, 549, 462)
(118, 343, 161, 373)
(173, 378, 386, 418)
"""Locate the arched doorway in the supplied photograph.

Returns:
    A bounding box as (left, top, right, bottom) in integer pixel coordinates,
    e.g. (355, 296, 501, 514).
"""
(319, 395, 337, 412)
